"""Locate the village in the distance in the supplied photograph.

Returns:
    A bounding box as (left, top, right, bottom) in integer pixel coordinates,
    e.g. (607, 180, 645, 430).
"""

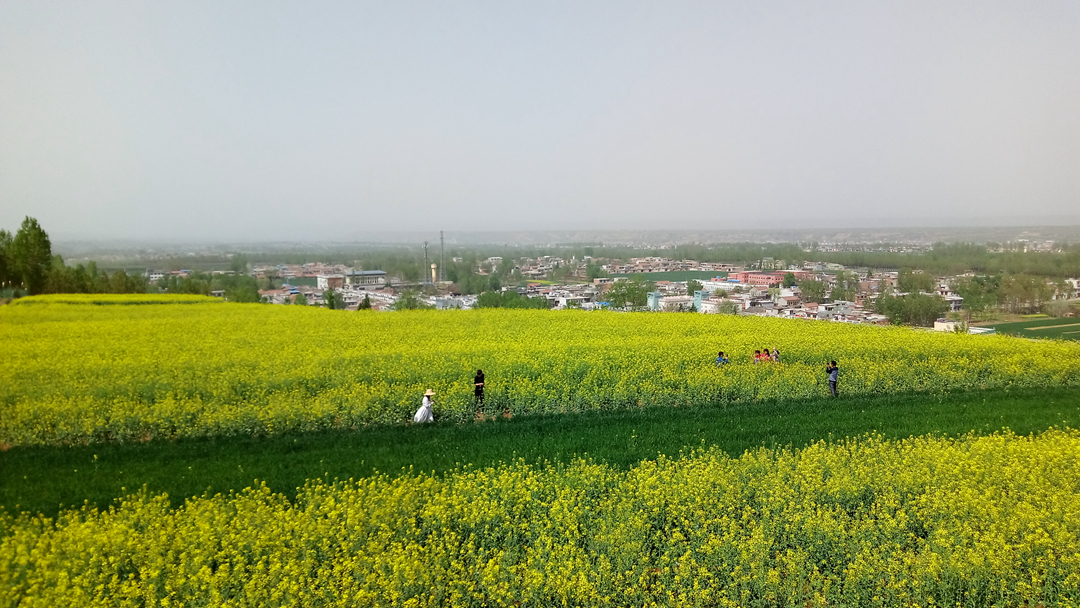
(116, 227, 1080, 335)
(5, 221, 1077, 334)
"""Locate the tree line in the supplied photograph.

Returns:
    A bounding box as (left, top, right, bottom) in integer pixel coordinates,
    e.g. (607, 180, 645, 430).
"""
(0, 217, 146, 297)
(33, 237, 1080, 290)
(807, 242, 1080, 278)
(154, 272, 263, 303)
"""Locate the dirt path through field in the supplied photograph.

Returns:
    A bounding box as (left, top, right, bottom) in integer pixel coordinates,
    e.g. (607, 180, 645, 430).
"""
(1024, 322, 1080, 331)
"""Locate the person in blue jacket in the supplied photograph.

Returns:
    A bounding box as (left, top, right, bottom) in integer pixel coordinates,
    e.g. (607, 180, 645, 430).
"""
(826, 361, 839, 396)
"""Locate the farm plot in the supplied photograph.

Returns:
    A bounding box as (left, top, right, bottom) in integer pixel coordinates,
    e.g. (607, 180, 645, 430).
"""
(3, 296, 1080, 447)
(3, 430, 1079, 607)
(987, 316, 1080, 341)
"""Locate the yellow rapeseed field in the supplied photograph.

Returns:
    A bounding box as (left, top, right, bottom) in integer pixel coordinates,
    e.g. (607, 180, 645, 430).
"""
(3, 430, 1079, 607)
(2, 297, 1080, 447)
(8, 293, 222, 306)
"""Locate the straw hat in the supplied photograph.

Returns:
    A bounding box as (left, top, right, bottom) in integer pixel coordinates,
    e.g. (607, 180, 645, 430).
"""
(424, 389, 436, 396)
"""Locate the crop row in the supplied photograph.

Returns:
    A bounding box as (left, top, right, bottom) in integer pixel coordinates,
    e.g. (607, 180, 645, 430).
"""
(3, 430, 1079, 607)
(3, 299, 1080, 446)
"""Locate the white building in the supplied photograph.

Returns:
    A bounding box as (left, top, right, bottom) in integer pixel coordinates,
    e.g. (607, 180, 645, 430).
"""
(316, 275, 345, 290)
(344, 270, 387, 287)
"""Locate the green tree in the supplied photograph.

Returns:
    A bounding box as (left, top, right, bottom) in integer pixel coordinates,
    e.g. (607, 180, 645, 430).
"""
(949, 275, 1001, 318)
(718, 301, 740, 315)
(999, 274, 1054, 314)
(829, 271, 860, 302)
(160, 273, 211, 295)
(605, 276, 653, 309)
(874, 289, 948, 326)
(1052, 278, 1074, 301)
(226, 284, 262, 303)
(393, 290, 432, 310)
(358, 294, 372, 310)
(0, 229, 13, 288)
(295, 293, 308, 306)
(799, 279, 827, 304)
(42, 256, 148, 295)
(782, 272, 797, 288)
(585, 263, 608, 282)
(11, 217, 53, 295)
(476, 291, 503, 308)
(477, 290, 551, 309)
(898, 268, 935, 293)
(70, 263, 91, 293)
(230, 254, 249, 275)
(686, 279, 703, 297)
(263, 269, 279, 290)
(324, 289, 340, 310)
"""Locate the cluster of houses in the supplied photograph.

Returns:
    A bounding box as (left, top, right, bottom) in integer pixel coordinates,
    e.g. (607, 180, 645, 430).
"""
(512, 256, 740, 279)
(641, 274, 884, 323)
(601, 257, 740, 274)
(256, 268, 392, 308)
(146, 268, 233, 283)
(234, 258, 1079, 326)
(246, 264, 948, 320)
(514, 256, 564, 279)
(251, 263, 350, 280)
(643, 269, 979, 324)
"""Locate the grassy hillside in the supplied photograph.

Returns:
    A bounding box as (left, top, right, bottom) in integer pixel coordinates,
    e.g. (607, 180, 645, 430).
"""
(5, 299, 1080, 605)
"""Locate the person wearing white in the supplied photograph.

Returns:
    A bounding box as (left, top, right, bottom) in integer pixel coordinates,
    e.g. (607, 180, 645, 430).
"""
(414, 389, 435, 423)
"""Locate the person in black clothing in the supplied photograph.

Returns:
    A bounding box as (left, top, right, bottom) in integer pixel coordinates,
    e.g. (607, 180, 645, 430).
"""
(473, 369, 485, 406)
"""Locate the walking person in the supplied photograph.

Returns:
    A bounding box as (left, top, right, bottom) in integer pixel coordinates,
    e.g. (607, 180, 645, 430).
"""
(473, 369, 485, 407)
(763, 348, 772, 362)
(753, 350, 763, 363)
(826, 361, 839, 397)
(771, 348, 780, 363)
(414, 389, 435, 423)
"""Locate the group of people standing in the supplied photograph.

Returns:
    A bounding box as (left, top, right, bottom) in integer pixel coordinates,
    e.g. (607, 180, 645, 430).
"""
(714, 348, 780, 366)
(754, 348, 780, 363)
(715, 349, 841, 397)
(416, 352, 844, 424)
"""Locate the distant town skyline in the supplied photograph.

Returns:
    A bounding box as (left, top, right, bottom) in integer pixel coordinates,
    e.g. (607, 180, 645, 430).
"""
(3, 2, 1079, 241)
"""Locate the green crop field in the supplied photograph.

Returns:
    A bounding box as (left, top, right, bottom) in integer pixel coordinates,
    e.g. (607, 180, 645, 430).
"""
(283, 276, 318, 286)
(3, 387, 1079, 520)
(987, 316, 1080, 341)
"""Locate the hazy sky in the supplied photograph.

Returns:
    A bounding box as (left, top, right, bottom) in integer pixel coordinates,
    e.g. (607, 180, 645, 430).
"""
(2, 2, 1079, 240)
